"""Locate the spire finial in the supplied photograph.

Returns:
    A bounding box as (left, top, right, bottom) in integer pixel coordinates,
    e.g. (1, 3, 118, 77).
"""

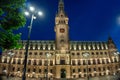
(58, 0, 64, 12)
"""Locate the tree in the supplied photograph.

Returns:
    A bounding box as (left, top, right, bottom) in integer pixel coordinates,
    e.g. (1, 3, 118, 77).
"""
(0, 0, 26, 50)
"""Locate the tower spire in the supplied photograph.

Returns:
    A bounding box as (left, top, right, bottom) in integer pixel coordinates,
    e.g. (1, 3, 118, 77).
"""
(58, 0, 64, 12)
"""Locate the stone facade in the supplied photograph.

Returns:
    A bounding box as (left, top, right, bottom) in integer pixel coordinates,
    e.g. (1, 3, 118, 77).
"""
(0, 0, 120, 80)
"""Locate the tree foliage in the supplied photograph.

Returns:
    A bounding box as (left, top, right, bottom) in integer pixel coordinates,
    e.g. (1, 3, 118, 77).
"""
(0, 0, 26, 50)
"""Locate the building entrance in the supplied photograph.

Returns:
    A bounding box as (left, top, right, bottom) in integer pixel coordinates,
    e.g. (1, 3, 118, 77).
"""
(61, 69, 66, 78)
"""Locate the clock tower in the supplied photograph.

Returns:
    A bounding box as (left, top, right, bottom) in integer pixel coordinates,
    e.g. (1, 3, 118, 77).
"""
(54, 0, 69, 52)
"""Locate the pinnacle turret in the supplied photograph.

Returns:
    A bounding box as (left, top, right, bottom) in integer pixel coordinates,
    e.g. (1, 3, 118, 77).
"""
(58, 0, 64, 12)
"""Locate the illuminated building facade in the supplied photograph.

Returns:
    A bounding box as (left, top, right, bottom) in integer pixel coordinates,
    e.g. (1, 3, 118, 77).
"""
(0, 0, 120, 80)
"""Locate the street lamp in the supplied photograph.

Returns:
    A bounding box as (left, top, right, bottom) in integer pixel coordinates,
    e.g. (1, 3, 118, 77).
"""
(22, 6, 43, 80)
(82, 52, 90, 80)
(46, 53, 51, 80)
(7, 50, 15, 79)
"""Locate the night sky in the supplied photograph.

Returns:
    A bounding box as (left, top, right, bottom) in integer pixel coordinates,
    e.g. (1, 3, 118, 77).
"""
(15, 0, 120, 51)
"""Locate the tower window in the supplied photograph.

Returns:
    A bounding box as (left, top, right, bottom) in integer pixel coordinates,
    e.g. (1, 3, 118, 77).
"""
(60, 28, 65, 33)
(60, 39, 64, 43)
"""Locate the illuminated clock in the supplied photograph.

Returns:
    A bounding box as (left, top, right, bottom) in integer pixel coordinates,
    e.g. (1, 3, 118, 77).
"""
(60, 28, 65, 33)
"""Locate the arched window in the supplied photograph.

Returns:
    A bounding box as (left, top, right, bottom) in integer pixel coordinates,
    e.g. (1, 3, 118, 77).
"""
(30, 44, 33, 50)
(77, 53, 80, 56)
(13, 59, 16, 64)
(51, 45, 53, 50)
(18, 59, 21, 64)
(84, 68, 86, 72)
(33, 68, 36, 72)
(97, 59, 100, 64)
(106, 59, 109, 63)
(92, 52, 94, 55)
(107, 66, 110, 70)
(72, 60, 75, 65)
(28, 60, 31, 65)
(17, 68, 20, 71)
(83, 60, 86, 65)
(72, 53, 75, 56)
(12, 67, 15, 71)
(100, 52, 103, 55)
(94, 68, 96, 71)
(78, 60, 81, 65)
(29, 52, 32, 55)
(96, 52, 99, 55)
(4, 58, 7, 63)
(73, 69, 75, 73)
(89, 74, 92, 77)
(114, 58, 117, 62)
(44, 60, 47, 66)
(50, 60, 53, 66)
(33, 60, 37, 65)
(93, 59, 96, 64)
(89, 68, 91, 72)
(103, 67, 105, 71)
(76, 45, 79, 50)
(79, 74, 81, 78)
(88, 60, 91, 65)
(45, 45, 48, 50)
(28, 68, 30, 72)
(40, 45, 43, 50)
(35, 44, 38, 50)
(78, 68, 81, 72)
(71, 45, 74, 50)
(102, 59, 105, 64)
(39, 52, 43, 55)
(98, 67, 101, 71)
(50, 69, 53, 73)
(39, 69, 41, 73)
(34, 52, 37, 55)
(39, 60, 42, 65)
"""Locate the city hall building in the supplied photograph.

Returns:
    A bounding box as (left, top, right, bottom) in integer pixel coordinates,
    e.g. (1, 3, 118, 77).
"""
(0, 0, 120, 80)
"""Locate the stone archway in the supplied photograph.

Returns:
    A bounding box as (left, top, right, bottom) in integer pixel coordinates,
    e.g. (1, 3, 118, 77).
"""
(61, 69, 66, 78)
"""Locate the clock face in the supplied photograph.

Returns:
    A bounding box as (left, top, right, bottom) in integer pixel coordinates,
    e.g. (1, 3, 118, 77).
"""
(60, 28, 65, 33)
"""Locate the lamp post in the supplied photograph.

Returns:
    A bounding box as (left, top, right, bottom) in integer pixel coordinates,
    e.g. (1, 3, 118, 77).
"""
(82, 52, 90, 80)
(22, 6, 43, 80)
(7, 50, 15, 79)
(46, 53, 51, 80)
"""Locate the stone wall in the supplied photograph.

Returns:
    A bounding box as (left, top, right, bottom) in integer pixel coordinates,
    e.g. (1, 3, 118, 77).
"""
(0, 75, 120, 80)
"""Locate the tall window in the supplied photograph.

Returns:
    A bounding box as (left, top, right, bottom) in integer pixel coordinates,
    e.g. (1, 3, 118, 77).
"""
(88, 60, 91, 65)
(30, 44, 33, 50)
(35, 44, 38, 50)
(39, 60, 42, 65)
(93, 59, 96, 64)
(39, 69, 41, 73)
(28, 60, 31, 65)
(78, 60, 80, 65)
(33, 68, 36, 72)
(44, 60, 47, 66)
(4, 58, 7, 63)
(83, 60, 86, 65)
(72, 60, 75, 65)
(28, 68, 30, 72)
(97, 59, 100, 64)
(50, 60, 53, 66)
(102, 59, 105, 64)
(78, 68, 81, 72)
(33, 60, 37, 65)
(60, 60, 65, 65)
(73, 69, 75, 73)
(17, 68, 20, 71)
(13, 59, 16, 64)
